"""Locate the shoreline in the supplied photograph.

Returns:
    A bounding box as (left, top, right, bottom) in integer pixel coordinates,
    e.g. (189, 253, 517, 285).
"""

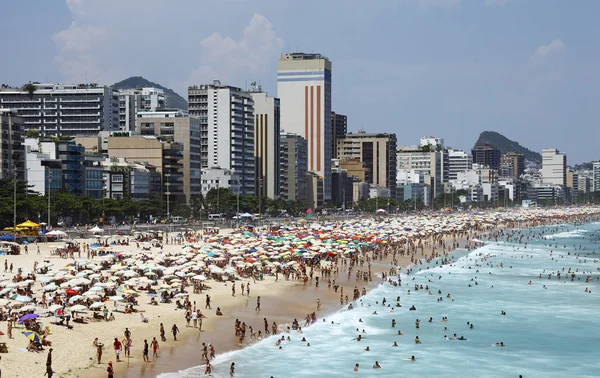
(2, 208, 599, 378)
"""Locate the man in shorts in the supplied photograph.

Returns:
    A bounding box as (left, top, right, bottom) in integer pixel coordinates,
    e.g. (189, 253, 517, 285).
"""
(113, 338, 122, 362)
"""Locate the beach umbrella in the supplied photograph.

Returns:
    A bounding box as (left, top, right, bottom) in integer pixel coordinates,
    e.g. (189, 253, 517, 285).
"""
(109, 296, 124, 302)
(22, 331, 42, 343)
(68, 295, 83, 303)
(70, 304, 87, 312)
(43, 283, 59, 292)
(18, 313, 39, 323)
(89, 302, 104, 309)
(10, 294, 32, 303)
(192, 275, 207, 281)
(47, 304, 63, 313)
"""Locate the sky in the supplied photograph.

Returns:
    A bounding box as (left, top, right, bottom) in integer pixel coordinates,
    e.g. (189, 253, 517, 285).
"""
(2, 0, 599, 163)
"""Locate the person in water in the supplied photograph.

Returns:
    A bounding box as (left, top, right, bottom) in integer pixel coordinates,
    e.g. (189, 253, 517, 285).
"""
(354, 363, 359, 372)
(373, 361, 381, 369)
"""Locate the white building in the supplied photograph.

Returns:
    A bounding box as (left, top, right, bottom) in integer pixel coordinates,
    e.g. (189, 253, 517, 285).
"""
(0, 83, 119, 136)
(277, 53, 332, 200)
(200, 167, 240, 196)
(419, 136, 444, 150)
(119, 87, 166, 132)
(396, 169, 424, 186)
(188, 81, 255, 195)
(541, 148, 567, 186)
(250, 89, 280, 199)
(447, 149, 473, 181)
(369, 185, 391, 199)
(397, 146, 443, 196)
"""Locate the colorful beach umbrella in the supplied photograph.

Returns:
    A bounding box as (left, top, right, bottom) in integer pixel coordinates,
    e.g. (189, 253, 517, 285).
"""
(18, 313, 39, 323)
(22, 331, 42, 343)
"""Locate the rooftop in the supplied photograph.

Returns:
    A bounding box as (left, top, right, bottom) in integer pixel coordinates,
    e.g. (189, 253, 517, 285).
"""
(279, 53, 330, 61)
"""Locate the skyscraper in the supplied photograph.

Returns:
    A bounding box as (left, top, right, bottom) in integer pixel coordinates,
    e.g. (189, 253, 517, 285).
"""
(500, 152, 525, 179)
(541, 148, 567, 187)
(277, 53, 332, 200)
(250, 90, 281, 199)
(331, 112, 347, 159)
(188, 81, 255, 195)
(471, 143, 501, 170)
(279, 132, 307, 203)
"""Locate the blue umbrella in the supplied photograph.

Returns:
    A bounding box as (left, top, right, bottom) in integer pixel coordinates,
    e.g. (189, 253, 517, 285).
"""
(0, 234, 14, 241)
(22, 241, 29, 245)
(18, 313, 39, 323)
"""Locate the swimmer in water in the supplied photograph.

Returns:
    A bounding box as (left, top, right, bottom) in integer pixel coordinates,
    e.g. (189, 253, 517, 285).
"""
(373, 361, 381, 369)
(354, 363, 359, 372)
(392, 341, 398, 347)
(364, 346, 370, 351)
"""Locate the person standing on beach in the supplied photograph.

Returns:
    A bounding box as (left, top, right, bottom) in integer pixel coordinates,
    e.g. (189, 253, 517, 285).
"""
(317, 298, 321, 311)
(151, 337, 159, 359)
(246, 283, 250, 296)
(232, 282, 236, 297)
(6, 321, 11, 339)
(210, 344, 215, 359)
(107, 361, 114, 378)
(205, 294, 211, 309)
(230, 362, 235, 377)
(97, 344, 103, 364)
(160, 323, 166, 342)
(255, 296, 261, 311)
(172, 324, 180, 341)
(45, 348, 53, 378)
(143, 339, 149, 362)
(241, 283, 245, 296)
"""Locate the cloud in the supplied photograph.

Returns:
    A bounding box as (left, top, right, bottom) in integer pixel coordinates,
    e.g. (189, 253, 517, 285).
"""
(485, 0, 514, 6)
(533, 39, 565, 59)
(178, 13, 284, 92)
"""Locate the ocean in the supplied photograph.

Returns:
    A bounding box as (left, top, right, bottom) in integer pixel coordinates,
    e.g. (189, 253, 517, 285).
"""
(159, 222, 600, 378)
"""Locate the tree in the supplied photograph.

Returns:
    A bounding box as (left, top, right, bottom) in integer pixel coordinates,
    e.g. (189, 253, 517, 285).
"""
(22, 83, 36, 99)
(26, 129, 40, 139)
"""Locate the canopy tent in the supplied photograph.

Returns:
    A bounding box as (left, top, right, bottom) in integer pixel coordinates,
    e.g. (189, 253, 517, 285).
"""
(17, 220, 40, 228)
(46, 230, 67, 236)
(89, 226, 104, 233)
(0, 234, 14, 241)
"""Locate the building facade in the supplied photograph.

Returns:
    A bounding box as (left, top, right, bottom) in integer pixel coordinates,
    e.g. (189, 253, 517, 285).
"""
(501, 152, 525, 179)
(119, 87, 166, 131)
(0, 83, 119, 136)
(331, 112, 347, 159)
(250, 91, 281, 199)
(136, 109, 202, 203)
(336, 131, 397, 197)
(541, 148, 567, 187)
(188, 82, 255, 195)
(593, 162, 600, 193)
(0, 109, 25, 180)
(277, 53, 332, 200)
(279, 132, 307, 203)
(471, 143, 501, 170)
(447, 149, 473, 181)
(396, 146, 443, 197)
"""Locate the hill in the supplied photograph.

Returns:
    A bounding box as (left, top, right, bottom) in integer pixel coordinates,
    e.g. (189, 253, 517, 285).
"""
(474, 131, 541, 163)
(111, 76, 187, 111)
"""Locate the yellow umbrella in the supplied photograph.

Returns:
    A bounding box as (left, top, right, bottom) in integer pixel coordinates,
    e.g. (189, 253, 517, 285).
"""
(17, 220, 40, 228)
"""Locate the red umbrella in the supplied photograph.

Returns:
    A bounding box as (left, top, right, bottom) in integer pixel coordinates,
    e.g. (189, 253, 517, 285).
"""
(65, 289, 77, 295)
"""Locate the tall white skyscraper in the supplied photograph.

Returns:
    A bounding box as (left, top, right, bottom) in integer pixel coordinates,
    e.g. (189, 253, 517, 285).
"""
(277, 53, 332, 201)
(541, 148, 567, 186)
(250, 89, 280, 199)
(188, 81, 255, 195)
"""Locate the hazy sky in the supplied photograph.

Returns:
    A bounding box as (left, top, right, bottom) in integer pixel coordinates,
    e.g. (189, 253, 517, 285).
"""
(2, 0, 599, 163)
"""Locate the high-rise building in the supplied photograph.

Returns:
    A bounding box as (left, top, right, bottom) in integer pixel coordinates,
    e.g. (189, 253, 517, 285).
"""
(277, 53, 332, 200)
(447, 149, 473, 181)
(136, 109, 202, 203)
(397, 146, 443, 197)
(0, 109, 25, 180)
(119, 87, 166, 132)
(188, 81, 255, 195)
(501, 152, 525, 179)
(279, 132, 307, 203)
(0, 83, 119, 136)
(541, 148, 567, 186)
(331, 112, 347, 159)
(593, 162, 600, 192)
(336, 131, 397, 198)
(107, 135, 185, 206)
(250, 90, 281, 199)
(471, 143, 501, 170)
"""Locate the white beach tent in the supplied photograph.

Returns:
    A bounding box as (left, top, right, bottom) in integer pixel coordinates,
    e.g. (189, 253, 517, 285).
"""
(89, 226, 104, 233)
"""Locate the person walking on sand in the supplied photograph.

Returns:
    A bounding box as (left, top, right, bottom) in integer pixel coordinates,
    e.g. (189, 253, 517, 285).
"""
(232, 282, 236, 297)
(7, 321, 12, 339)
(210, 344, 216, 359)
(151, 337, 159, 359)
(255, 296, 261, 311)
(246, 283, 250, 296)
(107, 361, 114, 378)
(160, 323, 166, 342)
(97, 344, 103, 364)
(172, 324, 180, 341)
(317, 298, 321, 311)
(143, 339, 149, 362)
(205, 294, 211, 309)
(113, 338, 122, 362)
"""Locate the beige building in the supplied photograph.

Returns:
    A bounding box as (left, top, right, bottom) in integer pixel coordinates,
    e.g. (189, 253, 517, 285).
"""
(107, 135, 185, 206)
(136, 110, 201, 203)
(337, 132, 397, 197)
(338, 159, 369, 182)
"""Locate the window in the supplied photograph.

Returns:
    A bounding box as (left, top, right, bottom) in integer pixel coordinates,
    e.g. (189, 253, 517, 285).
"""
(112, 175, 123, 182)
(112, 183, 123, 192)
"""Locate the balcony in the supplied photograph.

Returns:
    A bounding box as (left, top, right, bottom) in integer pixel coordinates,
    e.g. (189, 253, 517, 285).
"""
(60, 112, 100, 117)
(60, 119, 101, 124)
(60, 105, 100, 110)
(60, 98, 100, 103)
(20, 112, 41, 117)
